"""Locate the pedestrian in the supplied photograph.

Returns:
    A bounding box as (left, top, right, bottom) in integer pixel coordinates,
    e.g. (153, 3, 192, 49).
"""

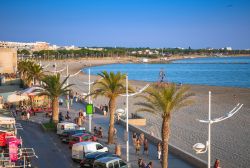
(139, 133, 144, 145)
(65, 111, 71, 120)
(59, 112, 64, 122)
(135, 138, 141, 155)
(132, 132, 137, 146)
(94, 126, 98, 135)
(98, 127, 103, 138)
(26, 112, 30, 120)
(138, 158, 146, 168)
(143, 138, 149, 156)
(157, 142, 162, 160)
(114, 127, 117, 139)
(214, 159, 221, 168)
(146, 161, 153, 168)
(77, 116, 82, 127)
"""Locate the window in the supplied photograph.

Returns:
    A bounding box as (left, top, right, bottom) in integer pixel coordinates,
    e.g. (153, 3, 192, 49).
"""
(119, 160, 127, 167)
(108, 163, 113, 168)
(94, 162, 106, 168)
(114, 161, 119, 168)
(96, 144, 103, 150)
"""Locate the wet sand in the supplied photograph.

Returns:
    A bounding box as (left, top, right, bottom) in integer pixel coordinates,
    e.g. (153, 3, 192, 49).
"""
(42, 58, 250, 168)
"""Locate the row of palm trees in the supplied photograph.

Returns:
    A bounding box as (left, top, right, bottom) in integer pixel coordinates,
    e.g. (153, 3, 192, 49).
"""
(17, 60, 194, 168)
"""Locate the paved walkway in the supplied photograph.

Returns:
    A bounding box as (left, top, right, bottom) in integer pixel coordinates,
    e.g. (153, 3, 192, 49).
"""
(25, 100, 195, 168)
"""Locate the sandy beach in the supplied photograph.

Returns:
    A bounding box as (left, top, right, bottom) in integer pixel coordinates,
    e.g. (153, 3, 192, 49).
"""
(42, 58, 250, 168)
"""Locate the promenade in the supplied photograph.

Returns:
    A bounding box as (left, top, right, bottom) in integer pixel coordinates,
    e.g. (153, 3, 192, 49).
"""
(26, 99, 195, 168)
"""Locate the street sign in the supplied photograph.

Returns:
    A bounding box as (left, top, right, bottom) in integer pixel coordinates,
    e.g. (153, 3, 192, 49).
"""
(86, 104, 93, 115)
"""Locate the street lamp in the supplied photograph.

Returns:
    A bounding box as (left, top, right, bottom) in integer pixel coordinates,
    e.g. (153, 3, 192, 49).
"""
(193, 91, 243, 168)
(82, 69, 94, 132)
(119, 75, 149, 162)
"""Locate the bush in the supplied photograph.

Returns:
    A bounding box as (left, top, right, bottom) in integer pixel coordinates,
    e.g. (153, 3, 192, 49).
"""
(42, 122, 56, 130)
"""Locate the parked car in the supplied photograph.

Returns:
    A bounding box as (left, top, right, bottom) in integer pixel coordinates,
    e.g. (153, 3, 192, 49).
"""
(72, 142, 108, 161)
(69, 133, 97, 148)
(80, 152, 119, 168)
(93, 157, 128, 168)
(57, 122, 79, 135)
(60, 129, 89, 143)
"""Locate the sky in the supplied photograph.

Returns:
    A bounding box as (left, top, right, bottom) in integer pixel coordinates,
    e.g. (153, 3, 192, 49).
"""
(0, 0, 250, 49)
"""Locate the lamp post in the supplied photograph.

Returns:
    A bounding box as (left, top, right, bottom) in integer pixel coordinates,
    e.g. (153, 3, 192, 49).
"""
(119, 75, 149, 162)
(66, 65, 70, 111)
(193, 91, 243, 168)
(82, 69, 94, 132)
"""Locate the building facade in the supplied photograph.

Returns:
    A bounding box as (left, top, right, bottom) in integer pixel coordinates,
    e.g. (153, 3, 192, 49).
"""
(0, 48, 17, 73)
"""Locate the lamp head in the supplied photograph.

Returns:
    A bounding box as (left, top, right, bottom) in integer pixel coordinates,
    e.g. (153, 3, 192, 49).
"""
(193, 143, 206, 153)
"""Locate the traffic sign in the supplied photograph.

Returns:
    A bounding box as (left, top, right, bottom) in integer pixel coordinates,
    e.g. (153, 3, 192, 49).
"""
(86, 104, 93, 115)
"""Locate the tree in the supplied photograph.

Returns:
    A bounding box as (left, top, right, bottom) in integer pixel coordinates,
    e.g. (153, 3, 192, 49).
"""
(135, 84, 194, 168)
(26, 63, 44, 86)
(39, 73, 73, 123)
(90, 71, 129, 144)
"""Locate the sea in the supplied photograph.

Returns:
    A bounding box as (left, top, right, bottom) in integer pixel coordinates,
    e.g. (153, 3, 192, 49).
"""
(83, 56, 250, 88)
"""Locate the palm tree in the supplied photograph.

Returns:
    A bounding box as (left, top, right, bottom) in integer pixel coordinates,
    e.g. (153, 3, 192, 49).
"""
(39, 73, 73, 123)
(90, 71, 129, 144)
(135, 84, 194, 168)
(26, 63, 44, 86)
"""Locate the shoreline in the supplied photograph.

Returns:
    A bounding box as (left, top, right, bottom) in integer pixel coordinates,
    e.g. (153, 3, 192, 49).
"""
(42, 58, 250, 168)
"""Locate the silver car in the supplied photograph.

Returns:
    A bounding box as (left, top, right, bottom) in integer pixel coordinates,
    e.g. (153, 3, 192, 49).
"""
(93, 157, 128, 168)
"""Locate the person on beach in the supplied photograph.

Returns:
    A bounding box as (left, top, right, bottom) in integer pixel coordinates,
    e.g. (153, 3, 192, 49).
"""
(135, 138, 141, 155)
(132, 132, 137, 146)
(143, 138, 149, 156)
(138, 158, 146, 168)
(146, 161, 153, 168)
(157, 142, 162, 160)
(214, 159, 221, 168)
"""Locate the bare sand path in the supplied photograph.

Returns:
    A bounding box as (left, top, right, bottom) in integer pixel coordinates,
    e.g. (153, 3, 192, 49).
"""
(42, 58, 250, 168)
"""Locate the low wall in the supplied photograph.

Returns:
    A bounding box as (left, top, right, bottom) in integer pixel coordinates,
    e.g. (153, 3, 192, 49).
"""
(119, 119, 207, 168)
(128, 118, 146, 126)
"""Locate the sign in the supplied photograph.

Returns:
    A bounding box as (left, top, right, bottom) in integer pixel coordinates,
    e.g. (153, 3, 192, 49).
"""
(86, 104, 93, 115)
(9, 141, 18, 161)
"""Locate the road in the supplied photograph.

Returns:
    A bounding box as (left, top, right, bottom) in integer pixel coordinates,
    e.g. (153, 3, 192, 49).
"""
(17, 120, 78, 168)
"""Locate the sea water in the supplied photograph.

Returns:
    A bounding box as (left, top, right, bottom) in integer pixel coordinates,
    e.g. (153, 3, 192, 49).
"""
(83, 56, 250, 88)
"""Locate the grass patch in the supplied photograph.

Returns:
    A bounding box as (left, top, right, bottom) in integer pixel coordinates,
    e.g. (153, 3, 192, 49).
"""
(42, 122, 56, 131)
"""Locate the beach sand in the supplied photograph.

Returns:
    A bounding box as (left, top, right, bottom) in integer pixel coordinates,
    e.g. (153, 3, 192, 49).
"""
(42, 58, 250, 168)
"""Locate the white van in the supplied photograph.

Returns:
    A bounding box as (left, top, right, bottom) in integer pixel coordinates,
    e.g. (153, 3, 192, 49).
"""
(57, 122, 78, 135)
(72, 142, 108, 161)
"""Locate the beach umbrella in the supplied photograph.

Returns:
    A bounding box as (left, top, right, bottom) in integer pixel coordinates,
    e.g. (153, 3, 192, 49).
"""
(7, 94, 29, 103)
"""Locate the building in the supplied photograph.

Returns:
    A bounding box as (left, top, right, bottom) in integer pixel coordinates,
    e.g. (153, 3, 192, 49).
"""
(0, 41, 49, 51)
(0, 48, 17, 73)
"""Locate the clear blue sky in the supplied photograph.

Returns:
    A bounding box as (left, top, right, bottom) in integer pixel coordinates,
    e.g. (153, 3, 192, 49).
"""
(0, 0, 250, 49)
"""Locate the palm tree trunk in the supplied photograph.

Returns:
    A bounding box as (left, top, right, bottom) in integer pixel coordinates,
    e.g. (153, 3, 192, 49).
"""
(52, 97, 59, 124)
(162, 117, 170, 168)
(108, 98, 116, 144)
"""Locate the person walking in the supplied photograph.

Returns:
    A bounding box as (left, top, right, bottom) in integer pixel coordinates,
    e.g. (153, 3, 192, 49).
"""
(132, 132, 137, 146)
(135, 138, 141, 155)
(146, 161, 153, 168)
(143, 138, 149, 156)
(98, 127, 103, 138)
(138, 158, 146, 168)
(139, 133, 145, 145)
(214, 159, 221, 168)
(26, 112, 30, 121)
(157, 142, 162, 160)
(114, 127, 117, 139)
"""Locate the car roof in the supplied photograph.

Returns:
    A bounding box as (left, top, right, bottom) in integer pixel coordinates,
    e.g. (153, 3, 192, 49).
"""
(74, 141, 99, 146)
(95, 157, 121, 163)
(72, 133, 90, 137)
(86, 152, 113, 159)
